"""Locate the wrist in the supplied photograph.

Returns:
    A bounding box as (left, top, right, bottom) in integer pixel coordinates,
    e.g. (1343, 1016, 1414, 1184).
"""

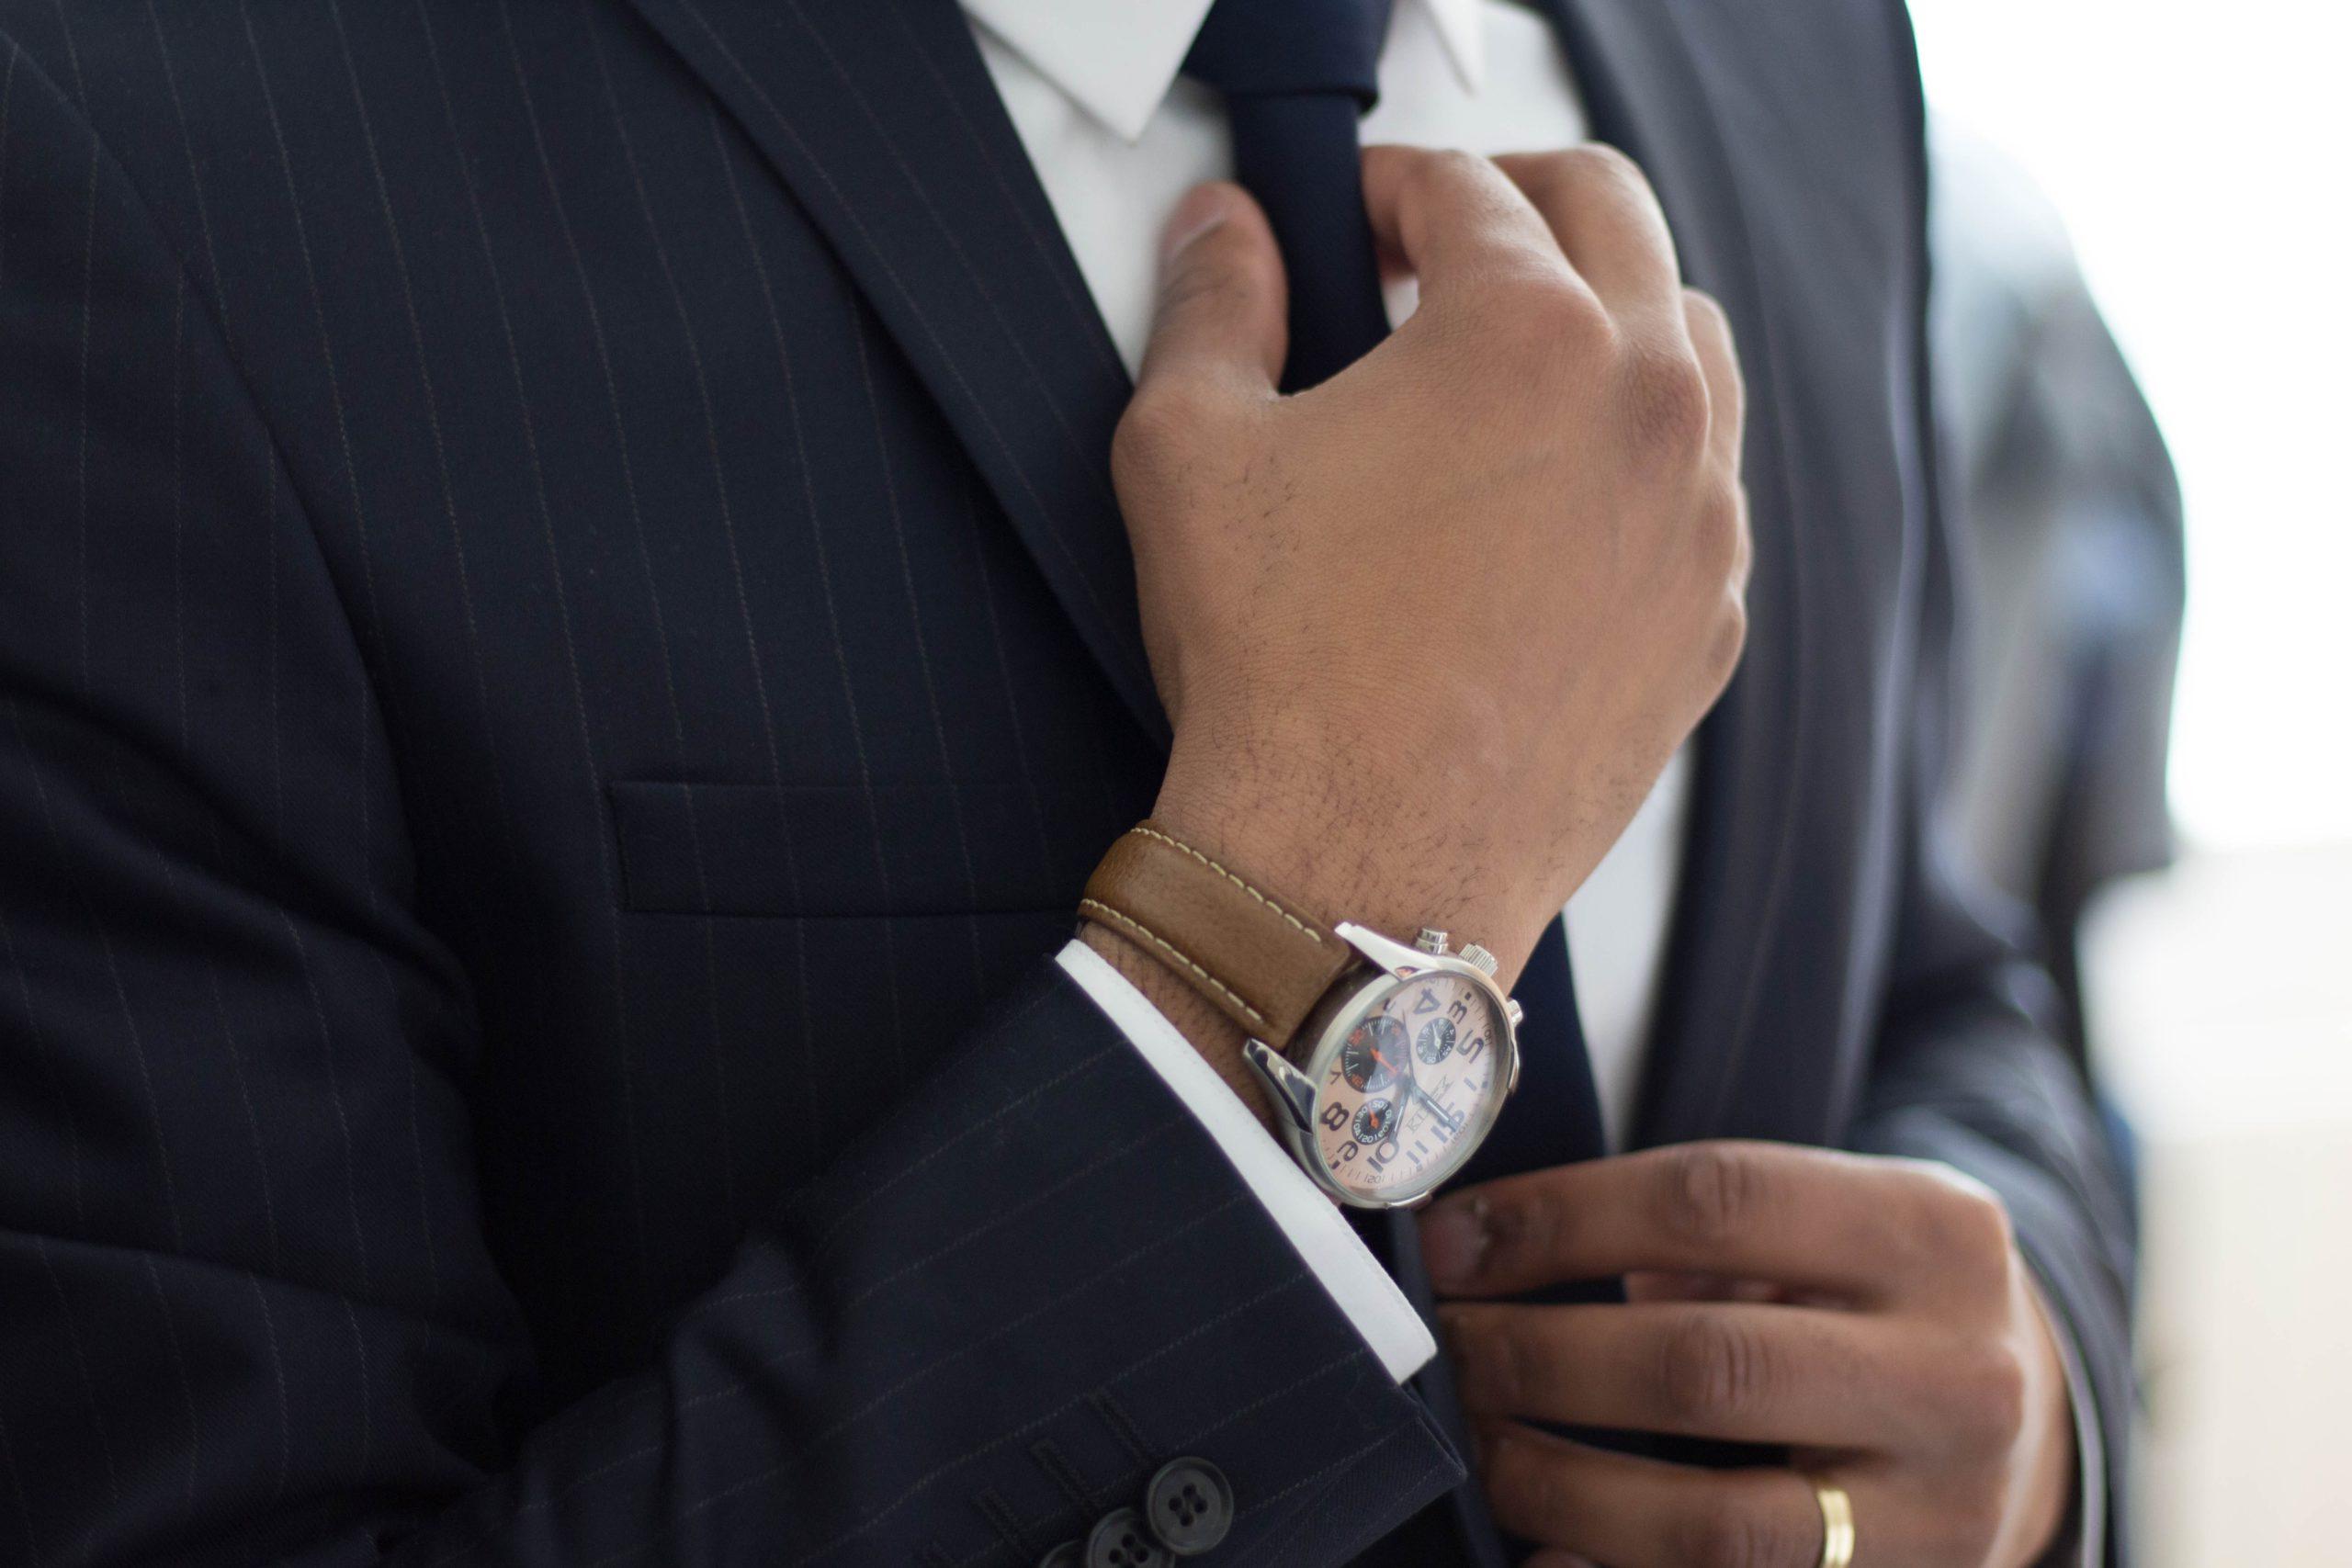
(1078, 920, 1272, 1132)
(1152, 741, 1552, 989)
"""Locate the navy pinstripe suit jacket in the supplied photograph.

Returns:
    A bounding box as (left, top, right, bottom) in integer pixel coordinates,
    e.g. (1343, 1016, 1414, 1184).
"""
(0, 1, 2134, 1563)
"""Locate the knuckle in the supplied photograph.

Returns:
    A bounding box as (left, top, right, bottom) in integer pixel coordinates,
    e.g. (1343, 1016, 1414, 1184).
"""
(1926, 1172, 2018, 1279)
(1498, 146, 1582, 208)
(1157, 231, 1259, 322)
(1668, 1497, 1804, 1568)
(1113, 383, 1210, 481)
(1658, 1311, 1773, 1426)
(1486, 1189, 1563, 1278)
(1705, 592, 1750, 687)
(1407, 145, 1492, 203)
(1485, 276, 1611, 385)
(1962, 1187, 2018, 1268)
(1565, 140, 1649, 195)
(1620, 344, 1713, 457)
(1693, 484, 1747, 580)
(1519, 275, 1614, 348)
(1659, 1145, 1763, 1249)
(1950, 1342, 2032, 1450)
(1683, 286, 1733, 342)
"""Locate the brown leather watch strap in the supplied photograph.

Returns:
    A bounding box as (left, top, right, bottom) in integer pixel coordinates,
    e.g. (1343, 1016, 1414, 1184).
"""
(1081, 820, 1361, 1044)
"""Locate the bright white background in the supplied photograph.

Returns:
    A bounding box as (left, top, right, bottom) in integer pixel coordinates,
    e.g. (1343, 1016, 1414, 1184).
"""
(1909, 0, 2352, 850)
(1906, 4, 2349, 1560)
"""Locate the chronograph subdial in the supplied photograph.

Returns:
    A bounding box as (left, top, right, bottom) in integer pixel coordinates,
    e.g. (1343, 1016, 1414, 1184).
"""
(1415, 1016, 1457, 1065)
(1339, 1015, 1408, 1094)
(1351, 1098, 1396, 1145)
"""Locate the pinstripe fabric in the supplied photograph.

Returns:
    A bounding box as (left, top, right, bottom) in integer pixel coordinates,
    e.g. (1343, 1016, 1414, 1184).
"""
(0, 2, 1456, 1561)
(0, 0, 2134, 1564)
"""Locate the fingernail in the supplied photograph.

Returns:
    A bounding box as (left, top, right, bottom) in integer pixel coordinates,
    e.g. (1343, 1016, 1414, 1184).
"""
(1419, 1195, 1490, 1289)
(1159, 185, 1231, 264)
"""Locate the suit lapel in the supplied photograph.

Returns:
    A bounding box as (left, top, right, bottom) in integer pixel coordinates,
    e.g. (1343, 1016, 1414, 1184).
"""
(1527, 0, 1815, 1148)
(616, 0, 1169, 747)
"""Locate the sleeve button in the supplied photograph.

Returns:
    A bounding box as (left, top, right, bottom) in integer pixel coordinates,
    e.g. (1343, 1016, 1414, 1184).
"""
(1143, 1457, 1235, 1556)
(1085, 1506, 1172, 1568)
(1038, 1542, 1082, 1568)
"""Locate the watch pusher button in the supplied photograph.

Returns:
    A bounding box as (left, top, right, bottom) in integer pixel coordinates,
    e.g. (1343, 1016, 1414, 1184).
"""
(1414, 928, 1450, 955)
(1505, 998, 1525, 1028)
(1460, 943, 1499, 977)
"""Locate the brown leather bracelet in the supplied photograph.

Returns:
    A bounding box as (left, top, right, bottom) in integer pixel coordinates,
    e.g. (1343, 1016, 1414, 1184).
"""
(1080, 820, 1360, 1046)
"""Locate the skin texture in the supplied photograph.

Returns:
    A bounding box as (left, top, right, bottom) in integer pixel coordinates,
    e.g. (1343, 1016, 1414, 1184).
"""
(1088, 147, 2074, 1562)
(1421, 1143, 2077, 1567)
(1113, 146, 1749, 995)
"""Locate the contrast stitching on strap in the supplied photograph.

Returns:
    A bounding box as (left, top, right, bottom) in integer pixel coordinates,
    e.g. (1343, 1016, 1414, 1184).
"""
(1078, 897, 1269, 1026)
(1129, 827, 1325, 943)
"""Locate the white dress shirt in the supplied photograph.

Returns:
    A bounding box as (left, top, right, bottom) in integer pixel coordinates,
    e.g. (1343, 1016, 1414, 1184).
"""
(974, 0, 1691, 1382)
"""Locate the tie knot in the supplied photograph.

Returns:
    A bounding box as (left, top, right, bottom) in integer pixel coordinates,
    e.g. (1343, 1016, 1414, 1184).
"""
(1182, 0, 1394, 108)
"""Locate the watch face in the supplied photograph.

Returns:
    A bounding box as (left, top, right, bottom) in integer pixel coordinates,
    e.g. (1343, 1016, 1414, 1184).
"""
(1307, 967, 1509, 1202)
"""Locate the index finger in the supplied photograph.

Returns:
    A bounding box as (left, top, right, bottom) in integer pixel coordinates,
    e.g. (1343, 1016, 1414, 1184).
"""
(1419, 1141, 2013, 1308)
(1360, 145, 1591, 312)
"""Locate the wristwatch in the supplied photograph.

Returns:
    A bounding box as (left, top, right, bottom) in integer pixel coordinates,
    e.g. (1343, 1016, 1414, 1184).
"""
(1081, 821, 1523, 1210)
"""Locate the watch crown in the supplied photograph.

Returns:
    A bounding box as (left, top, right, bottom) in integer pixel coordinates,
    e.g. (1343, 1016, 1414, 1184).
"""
(1414, 928, 1451, 955)
(1461, 943, 1499, 977)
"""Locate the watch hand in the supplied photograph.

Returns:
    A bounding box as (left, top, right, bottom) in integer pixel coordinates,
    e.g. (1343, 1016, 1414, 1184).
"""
(1404, 1078, 1460, 1134)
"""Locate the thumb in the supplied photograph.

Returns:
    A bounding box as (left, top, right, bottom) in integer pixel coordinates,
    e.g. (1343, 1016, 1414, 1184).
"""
(1135, 182, 1288, 400)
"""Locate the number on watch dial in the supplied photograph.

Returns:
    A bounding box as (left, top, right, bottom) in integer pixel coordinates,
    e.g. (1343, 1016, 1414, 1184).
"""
(1317, 971, 1504, 1198)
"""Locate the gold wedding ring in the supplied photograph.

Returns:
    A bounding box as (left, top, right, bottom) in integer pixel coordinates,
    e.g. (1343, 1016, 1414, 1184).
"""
(1809, 1476, 1857, 1568)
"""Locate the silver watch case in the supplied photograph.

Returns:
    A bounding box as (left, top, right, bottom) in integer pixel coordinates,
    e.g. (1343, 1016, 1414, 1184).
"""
(1242, 922, 1524, 1211)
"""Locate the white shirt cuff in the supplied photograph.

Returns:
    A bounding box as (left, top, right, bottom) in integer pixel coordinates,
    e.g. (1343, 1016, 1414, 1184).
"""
(1057, 939, 1438, 1383)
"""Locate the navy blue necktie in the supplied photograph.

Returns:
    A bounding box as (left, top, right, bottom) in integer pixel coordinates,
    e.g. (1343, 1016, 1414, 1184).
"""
(1182, 0, 1396, 391)
(1183, 0, 1608, 1171)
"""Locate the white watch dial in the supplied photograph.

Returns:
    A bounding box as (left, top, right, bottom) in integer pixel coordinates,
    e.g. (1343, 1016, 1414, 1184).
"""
(1307, 968, 1508, 1201)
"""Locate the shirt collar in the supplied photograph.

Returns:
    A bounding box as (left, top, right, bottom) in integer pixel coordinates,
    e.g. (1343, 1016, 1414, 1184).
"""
(964, 0, 1487, 142)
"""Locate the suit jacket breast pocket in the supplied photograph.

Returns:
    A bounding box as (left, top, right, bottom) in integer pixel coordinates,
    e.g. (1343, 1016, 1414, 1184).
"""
(608, 780, 1121, 919)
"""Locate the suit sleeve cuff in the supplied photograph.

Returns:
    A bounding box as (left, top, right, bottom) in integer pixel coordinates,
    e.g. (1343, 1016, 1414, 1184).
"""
(1057, 938, 1438, 1383)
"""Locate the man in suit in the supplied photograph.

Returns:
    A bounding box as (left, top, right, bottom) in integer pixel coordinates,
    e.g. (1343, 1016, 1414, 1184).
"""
(0, 2, 2132, 1565)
